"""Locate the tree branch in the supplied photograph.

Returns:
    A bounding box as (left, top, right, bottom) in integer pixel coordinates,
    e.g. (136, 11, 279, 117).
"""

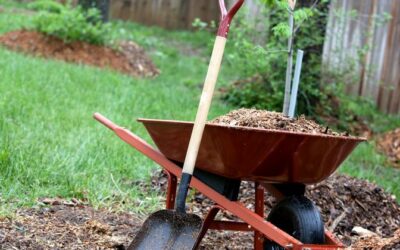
(293, 0, 320, 35)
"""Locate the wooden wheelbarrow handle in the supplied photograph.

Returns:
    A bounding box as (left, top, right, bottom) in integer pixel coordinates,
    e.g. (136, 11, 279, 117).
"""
(94, 112, 117, 130)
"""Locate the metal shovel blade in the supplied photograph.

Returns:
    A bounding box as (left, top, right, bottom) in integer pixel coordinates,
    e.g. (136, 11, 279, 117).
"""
(128, 210, 202, 250)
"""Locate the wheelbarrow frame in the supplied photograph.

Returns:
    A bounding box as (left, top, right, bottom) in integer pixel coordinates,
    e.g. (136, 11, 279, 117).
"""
(94, 113, 345, 250)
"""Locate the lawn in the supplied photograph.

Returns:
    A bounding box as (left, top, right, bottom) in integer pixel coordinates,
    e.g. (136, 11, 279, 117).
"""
(0, 2, 398, 217)
(0, 4, 235, 214)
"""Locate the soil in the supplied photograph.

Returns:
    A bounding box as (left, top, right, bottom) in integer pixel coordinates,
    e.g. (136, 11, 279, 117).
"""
(0, 200, 140, 249)
(0, 30, 159, 77)
(1, 171, 399, 249)
(377, 128, 400, 168)
(211, 108, 348, 136)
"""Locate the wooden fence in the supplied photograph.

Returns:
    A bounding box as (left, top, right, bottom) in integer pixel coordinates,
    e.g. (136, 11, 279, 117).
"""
(323, 0, 400, 114)
(51, 0, 400, 114)
(109, 0, 221, 29)
(109, 0, 399, 114)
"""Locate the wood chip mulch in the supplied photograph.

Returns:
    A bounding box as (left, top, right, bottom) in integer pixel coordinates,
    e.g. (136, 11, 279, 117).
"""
(307, 175, 400, 245)
(377, 128, 400, 168)
(147, 170, 400, 249)
(0, 30, 159, 77)
(0, 171, 399, 249)
(351, 228, 400, 250)
(211, 108, 347, 136)
(0, 201, 141, 249)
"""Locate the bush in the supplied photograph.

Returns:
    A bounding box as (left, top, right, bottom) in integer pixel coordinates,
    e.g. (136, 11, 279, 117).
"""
(221, 0, 396, 134)
(221, 1, 329, 117)
(31, 0, 110, 45)
(28, 0, 65, 13)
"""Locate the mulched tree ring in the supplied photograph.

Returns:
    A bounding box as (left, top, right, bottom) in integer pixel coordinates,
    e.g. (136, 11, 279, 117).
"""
(0, 30, 159, 77)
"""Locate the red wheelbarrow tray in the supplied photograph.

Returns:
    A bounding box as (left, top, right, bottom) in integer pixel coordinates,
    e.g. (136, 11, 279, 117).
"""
(138, 118, 366, 184)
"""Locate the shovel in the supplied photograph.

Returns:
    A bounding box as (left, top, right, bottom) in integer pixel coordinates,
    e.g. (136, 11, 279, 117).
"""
(127, 1, 244, 249)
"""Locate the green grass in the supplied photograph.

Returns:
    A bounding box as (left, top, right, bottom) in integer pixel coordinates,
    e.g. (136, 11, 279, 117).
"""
(0, 4, 398, 216)
(0, 0, 27, 8)
(340, 142, 400, 199)
(0, 8, 233, 214)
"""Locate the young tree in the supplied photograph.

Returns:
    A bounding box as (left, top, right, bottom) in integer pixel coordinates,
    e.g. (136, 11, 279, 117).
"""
(78, 0, 109, 22)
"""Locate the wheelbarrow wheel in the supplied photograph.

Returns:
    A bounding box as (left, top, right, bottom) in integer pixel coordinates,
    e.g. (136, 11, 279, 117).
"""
(264, 195, 324, 249)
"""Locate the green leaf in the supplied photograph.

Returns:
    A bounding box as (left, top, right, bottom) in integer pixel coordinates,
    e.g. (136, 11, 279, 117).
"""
(272, 23, 291, 38)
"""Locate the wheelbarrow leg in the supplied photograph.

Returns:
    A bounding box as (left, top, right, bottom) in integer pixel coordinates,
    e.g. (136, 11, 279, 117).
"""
(193, 206, 222, 249)
(254, 182, 265, 250)
(164, 170, 177, 209)
(194, 183, 265, 250)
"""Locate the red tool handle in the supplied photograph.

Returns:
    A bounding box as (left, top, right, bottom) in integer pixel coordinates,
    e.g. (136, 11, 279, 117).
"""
(217, 0, 245, 37)
(94, 112, 118, 131)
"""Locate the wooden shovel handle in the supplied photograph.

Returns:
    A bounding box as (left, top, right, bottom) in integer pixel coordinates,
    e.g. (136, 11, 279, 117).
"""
(181, 36, 227, 175)
(181, 1, 244, 176)
(175, 1, 244, 213)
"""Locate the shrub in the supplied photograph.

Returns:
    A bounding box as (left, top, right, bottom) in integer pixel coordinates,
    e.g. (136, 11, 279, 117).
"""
(31, 0, 110, 45)
(221, 0, 394, 133)
(28, 0, 65, 13)
(222, 1, 328, 117)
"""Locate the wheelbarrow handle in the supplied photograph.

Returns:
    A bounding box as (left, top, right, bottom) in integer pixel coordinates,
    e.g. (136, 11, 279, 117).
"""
(217, 0, 245, 37)
(93, 112, 117, 131)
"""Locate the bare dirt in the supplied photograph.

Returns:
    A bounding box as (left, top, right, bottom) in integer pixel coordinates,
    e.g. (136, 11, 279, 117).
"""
(1, 171, 399, 249)
(211, 108, 348, 136)
(377, 128, 400, 168)
(0, 30, 159, 77)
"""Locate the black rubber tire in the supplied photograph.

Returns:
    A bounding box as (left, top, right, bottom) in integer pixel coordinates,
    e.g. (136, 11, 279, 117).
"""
(264, 195, 325, 250)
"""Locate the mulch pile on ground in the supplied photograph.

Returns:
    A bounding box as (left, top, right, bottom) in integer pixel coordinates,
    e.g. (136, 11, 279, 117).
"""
(0, 30, 159, 77)
(1, 171, 399, 249)
(351, 229, 400, 250)
(0, 199, 141, 249)
(211, 108, 347, 136)
(307, 175, 400, 245)
(377, 128, 400, 168)
(149, 170, 400, 249)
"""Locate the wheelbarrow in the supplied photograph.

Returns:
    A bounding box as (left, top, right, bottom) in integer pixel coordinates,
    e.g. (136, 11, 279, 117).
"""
(94, 0, 366, 248)
(94, 114, 365, 249)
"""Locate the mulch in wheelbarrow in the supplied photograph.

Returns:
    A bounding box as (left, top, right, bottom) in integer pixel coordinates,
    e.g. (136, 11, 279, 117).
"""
(0, 30, 159, 77)
(211, 108, 348, 136)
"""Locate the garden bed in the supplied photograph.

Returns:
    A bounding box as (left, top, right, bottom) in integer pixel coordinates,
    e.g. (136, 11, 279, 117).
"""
(0, 30, 159, 77)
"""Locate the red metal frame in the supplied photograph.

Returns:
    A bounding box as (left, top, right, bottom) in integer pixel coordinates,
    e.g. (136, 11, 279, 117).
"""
(94, 113, 345, 250)
(217, 0, 245, 38)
